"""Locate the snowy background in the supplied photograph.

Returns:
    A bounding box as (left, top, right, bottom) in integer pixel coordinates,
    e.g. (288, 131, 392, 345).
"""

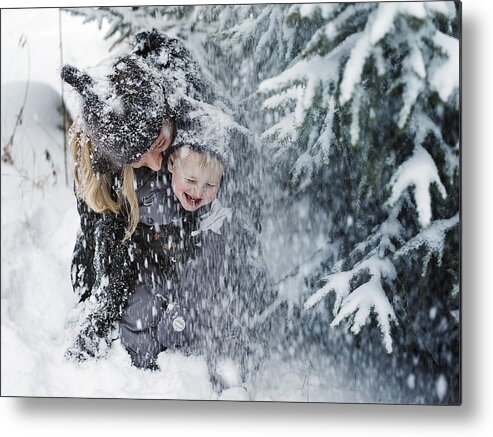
(1, 0, 492, 435)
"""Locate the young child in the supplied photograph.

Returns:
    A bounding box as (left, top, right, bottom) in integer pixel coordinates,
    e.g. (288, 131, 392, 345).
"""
(118, 142, 231, 371)
(63, 30, 255, 394)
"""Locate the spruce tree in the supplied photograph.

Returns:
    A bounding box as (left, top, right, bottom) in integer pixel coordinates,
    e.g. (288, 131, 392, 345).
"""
(257, 2, 460, 403)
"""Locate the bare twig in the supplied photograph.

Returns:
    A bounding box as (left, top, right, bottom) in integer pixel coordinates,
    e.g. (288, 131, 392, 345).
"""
(2, 35, 30, 165)
(59, 8, 69, 186)
(301, 360, 313, 402)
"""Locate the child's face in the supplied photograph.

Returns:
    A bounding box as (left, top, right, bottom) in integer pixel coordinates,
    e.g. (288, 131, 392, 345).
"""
(168, 151, 224, 212)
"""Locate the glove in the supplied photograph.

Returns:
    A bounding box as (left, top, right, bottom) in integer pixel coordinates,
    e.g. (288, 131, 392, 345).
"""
(64, 302, 114, 363)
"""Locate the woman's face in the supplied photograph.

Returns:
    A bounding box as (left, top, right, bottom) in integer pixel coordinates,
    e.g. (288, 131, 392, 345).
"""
(168, 151, 224, 212)
(130, 121, 173, 171)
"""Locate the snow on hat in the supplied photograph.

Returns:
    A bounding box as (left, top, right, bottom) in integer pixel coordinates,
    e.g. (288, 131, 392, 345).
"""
(61, 29, 208, 174)
(171, 96, 250, 169)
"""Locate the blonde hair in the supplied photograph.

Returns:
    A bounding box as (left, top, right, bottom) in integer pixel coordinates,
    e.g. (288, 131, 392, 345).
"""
(69, 122, 139, 241)
(170, 146, 224, 174)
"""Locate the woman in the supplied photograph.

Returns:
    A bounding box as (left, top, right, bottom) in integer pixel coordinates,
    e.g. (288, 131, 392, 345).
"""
(63, 30, 251, 390)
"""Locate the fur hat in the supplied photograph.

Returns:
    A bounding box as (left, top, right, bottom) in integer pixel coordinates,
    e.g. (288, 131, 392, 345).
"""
(171, 97, 249, 169)
(61, 29, 209, 174)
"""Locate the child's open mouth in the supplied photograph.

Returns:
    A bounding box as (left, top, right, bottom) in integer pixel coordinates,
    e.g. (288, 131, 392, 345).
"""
(184, 193, 201, 207)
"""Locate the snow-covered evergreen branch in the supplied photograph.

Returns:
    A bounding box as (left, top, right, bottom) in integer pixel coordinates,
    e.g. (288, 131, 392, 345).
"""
(388, 145, 447, 228)
(304, 209, 404, 353)
(395, 213, 459, 275)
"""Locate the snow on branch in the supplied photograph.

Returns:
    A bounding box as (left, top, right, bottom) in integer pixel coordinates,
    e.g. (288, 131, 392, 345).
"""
(304, 255, 398, 353)
(254, 7, 282, 59)
(331, 275, 397, 354)
(339, 4, 397, 104)
(303, 208, 407, 353)
(261, 87, 299, 112)
(388, 145, 447, 228)
(258, 32, 359, 124)
(349, 208, 404, 261)
(298, 4, 371, 57)
(397, 46, 426, 128)
(324, 3, 373, 40)
(425, 1, 457, 18)
(215, 6, 271, 48)
(428, 30, 459, 102)
(259, 55, 329, 124)
(410, 113, 459, 183)
(313, 96, 335, 162)
(288, 95, 336, 186)
(395, 213, 459, 275)
(261, 111, 298, 145)
(304, 270, 353, 314)
(340, 2, 427, 104)
(289, 3, 339, 20)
